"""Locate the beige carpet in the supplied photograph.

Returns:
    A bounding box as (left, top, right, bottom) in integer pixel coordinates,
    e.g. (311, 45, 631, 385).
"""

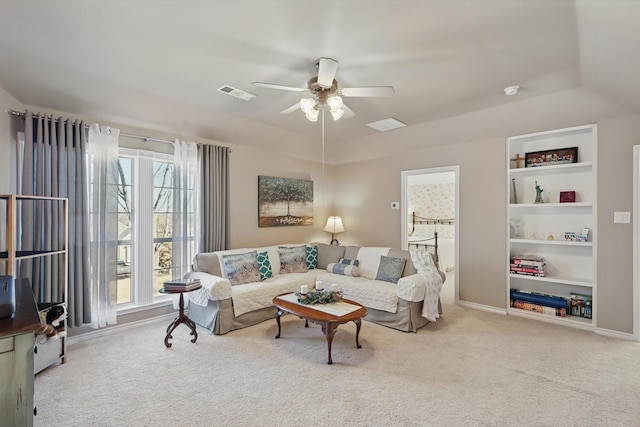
(35, 294, 640, 426)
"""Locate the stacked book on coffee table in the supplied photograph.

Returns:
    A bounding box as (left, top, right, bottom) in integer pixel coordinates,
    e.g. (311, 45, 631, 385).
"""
(163, 278, 201, 291)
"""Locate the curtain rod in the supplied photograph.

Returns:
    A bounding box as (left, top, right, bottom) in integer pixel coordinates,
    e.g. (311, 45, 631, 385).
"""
(6, 110, 230, 149)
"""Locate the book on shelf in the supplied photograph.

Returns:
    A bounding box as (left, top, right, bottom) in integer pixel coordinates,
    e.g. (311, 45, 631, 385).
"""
(570, 294, 593, 319)
(509, 289, 569, 310)
(510, 265, 546, 276)
(511, 256, 545, 268)
(510, 299, 567, 317)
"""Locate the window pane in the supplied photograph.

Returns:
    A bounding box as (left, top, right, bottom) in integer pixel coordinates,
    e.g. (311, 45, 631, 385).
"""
(153, 161, 173, 187)
(116, 244, 132, 304)
(154, 213, 173, 239)
(153, 188, 173, 213)
(117, 213, 131, 241)
(153, 240, 172, 296)
(117, 158, 133, 214)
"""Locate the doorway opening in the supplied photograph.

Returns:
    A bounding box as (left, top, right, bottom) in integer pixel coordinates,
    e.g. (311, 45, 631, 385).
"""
(401, 166, 459, 304)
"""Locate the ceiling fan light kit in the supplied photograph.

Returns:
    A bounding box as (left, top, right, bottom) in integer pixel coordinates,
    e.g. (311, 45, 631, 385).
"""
(330, 108, 344, 121)
(300, 98, 317, 113)
(253, 57, 394, 122)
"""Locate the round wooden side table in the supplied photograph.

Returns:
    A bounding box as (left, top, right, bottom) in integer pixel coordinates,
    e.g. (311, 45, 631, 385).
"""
(159, 284, 201, 348)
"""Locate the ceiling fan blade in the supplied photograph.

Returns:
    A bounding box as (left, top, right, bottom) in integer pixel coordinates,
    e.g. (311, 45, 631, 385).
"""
(340, 86, 395, 97)
(252, 82, 306, 92)
(317, 57, 339, 88)
(342, 103, 355, 119)
(280, 103, 301, 114)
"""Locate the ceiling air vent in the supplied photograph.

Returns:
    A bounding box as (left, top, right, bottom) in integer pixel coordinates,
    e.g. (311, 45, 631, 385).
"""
(217, 85, 256, 102)
(366, 117, 407, 132)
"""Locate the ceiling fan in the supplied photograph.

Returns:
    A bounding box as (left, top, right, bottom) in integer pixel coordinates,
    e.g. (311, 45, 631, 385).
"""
(252, 57, 394, 122)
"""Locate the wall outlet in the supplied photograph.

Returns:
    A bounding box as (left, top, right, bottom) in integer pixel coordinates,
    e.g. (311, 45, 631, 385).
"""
(391, 202, 399, 210)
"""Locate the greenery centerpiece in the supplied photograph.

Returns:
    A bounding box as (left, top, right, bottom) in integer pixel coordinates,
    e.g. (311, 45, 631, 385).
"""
(295, 289, 343, 305)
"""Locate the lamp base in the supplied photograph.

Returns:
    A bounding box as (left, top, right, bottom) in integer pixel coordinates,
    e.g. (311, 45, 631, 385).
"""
(330, 238, 339, 246)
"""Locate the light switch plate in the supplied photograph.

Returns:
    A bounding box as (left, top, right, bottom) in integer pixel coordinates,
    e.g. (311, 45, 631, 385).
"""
(614, 211, 631, 223)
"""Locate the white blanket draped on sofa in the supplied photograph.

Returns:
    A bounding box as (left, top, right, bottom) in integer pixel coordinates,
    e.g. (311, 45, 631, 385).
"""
(409, 248, 444, 321)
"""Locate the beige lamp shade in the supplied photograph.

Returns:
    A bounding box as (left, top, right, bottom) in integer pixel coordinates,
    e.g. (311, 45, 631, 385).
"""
(323, 216, 345, 245)
(323, 216, 345, 233)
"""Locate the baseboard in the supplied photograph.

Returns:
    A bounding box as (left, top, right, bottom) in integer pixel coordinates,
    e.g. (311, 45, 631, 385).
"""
(595, 327, 638, 341)
(68, 312, 176, 344)
(456, 300, 507, 315)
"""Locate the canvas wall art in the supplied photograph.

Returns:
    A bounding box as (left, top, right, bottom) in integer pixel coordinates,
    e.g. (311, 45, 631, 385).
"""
(258, 176, 313, 227)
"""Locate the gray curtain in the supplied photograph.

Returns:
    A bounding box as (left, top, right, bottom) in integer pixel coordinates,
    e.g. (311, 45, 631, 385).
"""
(20, 110, 91, 327)
(198, 144, 229, 252)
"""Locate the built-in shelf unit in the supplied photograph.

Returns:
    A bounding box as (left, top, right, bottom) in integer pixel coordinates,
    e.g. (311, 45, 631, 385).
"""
(506, 125, 597, 330)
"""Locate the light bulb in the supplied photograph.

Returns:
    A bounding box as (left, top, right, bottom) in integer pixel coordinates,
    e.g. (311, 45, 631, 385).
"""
(327, 95, 343, 111)
(330, 108, 344, 121)
(306, 108, 319, 122)
(300, 98, 316, 114)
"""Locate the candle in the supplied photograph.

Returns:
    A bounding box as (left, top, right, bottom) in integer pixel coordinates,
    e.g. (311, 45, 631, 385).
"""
(331, 283, 338, 292)
(316, 282, 323, 291)
(300, 285, 308, 294)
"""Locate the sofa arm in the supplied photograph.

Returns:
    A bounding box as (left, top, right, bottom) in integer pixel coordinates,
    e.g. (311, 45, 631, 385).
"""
(184, 271, 232, 303)
(397, 274, 428, 302)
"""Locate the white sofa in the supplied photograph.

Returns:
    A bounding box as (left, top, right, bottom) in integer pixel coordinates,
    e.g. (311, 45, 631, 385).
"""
(185, 243, 444, 335)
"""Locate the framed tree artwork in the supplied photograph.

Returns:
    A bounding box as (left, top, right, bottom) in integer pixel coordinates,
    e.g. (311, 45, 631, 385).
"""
(258, 176, 313, 227)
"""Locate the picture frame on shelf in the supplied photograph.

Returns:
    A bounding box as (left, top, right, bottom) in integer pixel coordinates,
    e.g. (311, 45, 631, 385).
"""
(525, 146, 578, 167)
(559, 191, 576, 203)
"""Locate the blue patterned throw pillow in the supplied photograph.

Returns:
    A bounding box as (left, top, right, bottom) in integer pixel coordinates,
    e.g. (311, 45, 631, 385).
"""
(375, 255, 406, 283)
(221, 251, 261, 285)
(278, 246, 309, 273)
(327, 258, 360, 276)
(257, 251, 273, 281)
(306, 245, 318, 270)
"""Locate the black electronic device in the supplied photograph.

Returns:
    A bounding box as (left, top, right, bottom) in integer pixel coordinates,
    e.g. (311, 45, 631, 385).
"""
(0, 275, 15, 319)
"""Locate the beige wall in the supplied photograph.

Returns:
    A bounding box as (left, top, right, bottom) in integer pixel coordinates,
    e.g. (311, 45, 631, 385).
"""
(333, 114, 640, 336)
(3, 89, 640, 336)
(334, 138, 506, 309)
(597, 115, 640, 335)
(227, 144, 334, 249)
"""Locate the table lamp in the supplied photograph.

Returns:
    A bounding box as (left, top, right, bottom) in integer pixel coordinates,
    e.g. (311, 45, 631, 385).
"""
(323, 216, 345, 246)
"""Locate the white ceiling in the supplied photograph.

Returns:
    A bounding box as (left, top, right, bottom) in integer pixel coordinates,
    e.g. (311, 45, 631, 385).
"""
(1, 1, 639, 164)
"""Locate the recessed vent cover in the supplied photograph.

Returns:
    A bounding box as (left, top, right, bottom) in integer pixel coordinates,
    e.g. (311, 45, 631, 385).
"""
(366, 117, 407, 132)
(217, 85, 256, 101)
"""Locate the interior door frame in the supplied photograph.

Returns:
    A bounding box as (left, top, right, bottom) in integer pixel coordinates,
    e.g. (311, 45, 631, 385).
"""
(401, 165, 460, 302)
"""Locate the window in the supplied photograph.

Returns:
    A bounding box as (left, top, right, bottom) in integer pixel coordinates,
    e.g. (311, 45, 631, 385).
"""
(115, 149, 196, 309)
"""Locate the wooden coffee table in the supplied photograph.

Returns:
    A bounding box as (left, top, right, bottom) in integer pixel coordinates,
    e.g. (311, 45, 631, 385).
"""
(273, 293, 368, 365)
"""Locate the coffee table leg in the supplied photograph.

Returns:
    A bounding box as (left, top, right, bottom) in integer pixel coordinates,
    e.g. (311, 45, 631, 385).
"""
(320, 322, 337, 365)
(275, 309, 284, 339)
(353, 318, 362, 349)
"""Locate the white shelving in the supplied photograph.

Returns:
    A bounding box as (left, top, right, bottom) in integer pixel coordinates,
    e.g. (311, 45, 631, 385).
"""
(0, 194, 68, 370)
(507, 124, 597, 329)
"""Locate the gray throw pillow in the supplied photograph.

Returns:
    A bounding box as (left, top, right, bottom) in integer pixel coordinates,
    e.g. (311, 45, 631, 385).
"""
(278, 246, 309, 273)
(221, 251, 261, 285)
(375, 255, 406, 283)
(314, 243, 346, 269)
